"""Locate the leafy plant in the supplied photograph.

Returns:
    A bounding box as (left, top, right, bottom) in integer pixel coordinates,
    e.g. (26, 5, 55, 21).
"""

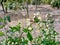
(0, 14, 60, 45)
(41, 0, 52, 4)
(0, 32, 4, 36)
(9, 23, 21, 32)
(0, 18, 5, 29)
(32, 14, 60, 45)
(51, 0, 60, 8)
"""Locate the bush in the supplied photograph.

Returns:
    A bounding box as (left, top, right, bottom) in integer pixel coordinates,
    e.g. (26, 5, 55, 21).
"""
(51, 0, 60, 8)
(0, 14, 60, 45)
(32, 0, 41, 5)
(41, 0, 52, 4)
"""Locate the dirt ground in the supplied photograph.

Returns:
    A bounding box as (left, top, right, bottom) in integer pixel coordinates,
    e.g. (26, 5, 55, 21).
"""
(0, 4, 60, 42)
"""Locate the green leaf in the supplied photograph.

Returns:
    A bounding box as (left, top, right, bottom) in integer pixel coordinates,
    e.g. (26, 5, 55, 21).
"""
(23, 28, 28, 33)
(18, 0, 23, 3)
(0, 25, 5, 29)
(50, 20, 54, 23)
(10, 26, 19, 32)
(0, 18, 3, 22)
(9, 23, 21, 32)
(0, 18, 5, 29)
(4, 16, 7, 24)
(22, 38, 28, 44)
(24, 39, 28, 44)
(42, 21, 46, 23)
(42, 29, 46, 34)
(27, 32, 33, 41)
(7, 15, 11, 22)
(34, 17, 39, 23)
(0, 32, 4, 36)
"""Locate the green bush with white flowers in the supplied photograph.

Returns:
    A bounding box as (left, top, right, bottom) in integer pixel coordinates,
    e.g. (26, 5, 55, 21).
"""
(0, 14, 60, 45)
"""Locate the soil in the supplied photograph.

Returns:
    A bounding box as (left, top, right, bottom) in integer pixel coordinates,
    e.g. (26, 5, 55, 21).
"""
(0, 4, 60, 42)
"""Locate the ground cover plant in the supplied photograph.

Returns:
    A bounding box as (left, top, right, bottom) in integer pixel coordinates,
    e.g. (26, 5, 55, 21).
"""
(0, 13, 60, 45)
(51, 0, 60, 9)
(0, 0, 60, 45)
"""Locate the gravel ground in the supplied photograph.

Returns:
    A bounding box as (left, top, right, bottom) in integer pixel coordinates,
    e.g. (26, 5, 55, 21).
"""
(0, 5, 60, 42)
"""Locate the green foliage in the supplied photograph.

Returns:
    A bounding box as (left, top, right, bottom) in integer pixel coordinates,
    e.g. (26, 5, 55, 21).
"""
(0, 0, 60, 45)
(20, 37, 28, 45)
(0, 25, 5, 29)
(18, 0, 23, 3)
(23, 27, 33, 41)
(34, 16, 40, 23)
(9, 23, 21, 32)
(32, 14, 60, 45)
(41, 0, 52, 4)
(6, 15, 11, 22)
(32, 0, 41, 5)
(4, 15, 11, 23)
(0, 32, 4, 36)
(0, 18, 3, 22)
(27, 32, 33, 41)
(5, 36, 19, 45)
(51, 0, 60, 8)
(0, 14, 60, 45)
(23, 27, 33, 33)
(27, 0, 32, 4)
(23, 28, 29, 33)
(4, 16, 6, 23)
(0, 18, 5, 29)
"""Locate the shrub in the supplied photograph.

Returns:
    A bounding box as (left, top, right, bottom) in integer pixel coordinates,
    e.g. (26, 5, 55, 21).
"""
(0, 14, 60, 45)
(32, 0, 41, 5)
(41, 0, 52, 4)
(51, 0, 60, 8)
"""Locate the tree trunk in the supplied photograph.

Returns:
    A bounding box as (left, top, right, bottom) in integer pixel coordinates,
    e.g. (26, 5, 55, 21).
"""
(5, 6, 8, 13)
(26, 0, 29, 18)
(1, 1, 5, 13)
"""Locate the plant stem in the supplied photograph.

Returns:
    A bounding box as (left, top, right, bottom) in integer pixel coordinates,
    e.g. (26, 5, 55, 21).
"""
(1, 1, 5, 13)
(26, 0, 29, 18)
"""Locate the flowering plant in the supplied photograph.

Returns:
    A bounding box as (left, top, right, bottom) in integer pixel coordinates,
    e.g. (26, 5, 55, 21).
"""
(0, 14, 60, 45)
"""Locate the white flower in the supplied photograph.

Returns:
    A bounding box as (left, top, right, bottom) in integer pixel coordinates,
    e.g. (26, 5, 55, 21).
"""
(32, 18, 34, 21)
(28, 27, 32, 30)
(12, 42, 14, 44)
(42, 36, 45, 39)
(46, 37, 48, 39)
(50, 14, 52, 17)
(15, 42, 18, 44)
(45, 29, 49, 34)
(34, 13, 36, 16)
(1, 42, 3, 43)
(38, 17, 41, 20)
(46, 25, 49, 27)
(26, 18, 30, 22)
(36, 12, 40, 15)
(51, 35, 53, 37)
(45, 14, 48, 18)
(48, 20, 50, 22)
(8, 41, 10, 44)
(26, 18, 30, 26)
(33, 15, 36, 18)
(51, 0, 54, 4)
(34, 12, 40, 16)
(41, 44, 43, 45)
(45, 29, 48, 31)
(39, 23, 42, 27)
(55, 32, 57, 35)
